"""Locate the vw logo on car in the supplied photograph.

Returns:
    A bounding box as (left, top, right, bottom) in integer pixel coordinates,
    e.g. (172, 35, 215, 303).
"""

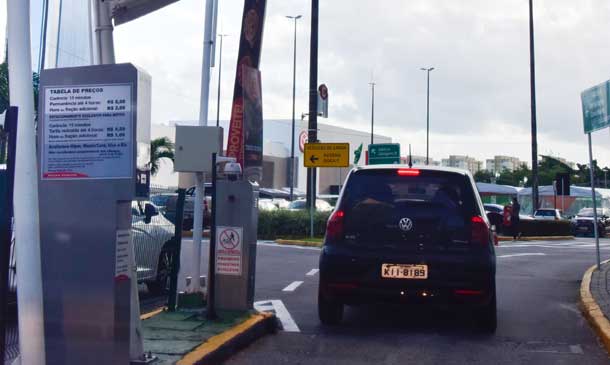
(399, 217, 413, 232)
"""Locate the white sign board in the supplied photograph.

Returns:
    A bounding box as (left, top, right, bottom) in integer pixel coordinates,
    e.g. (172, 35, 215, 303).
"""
(216, 226, 243, 276)
(41, 84, 133, 180)
(114, 229, 132, 281)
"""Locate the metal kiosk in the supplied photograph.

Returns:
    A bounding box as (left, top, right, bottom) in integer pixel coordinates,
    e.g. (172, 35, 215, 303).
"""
(37, 63, 151, 364)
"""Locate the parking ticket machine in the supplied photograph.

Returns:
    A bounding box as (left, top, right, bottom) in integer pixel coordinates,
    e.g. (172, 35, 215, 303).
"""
(37, 64, 151, 364)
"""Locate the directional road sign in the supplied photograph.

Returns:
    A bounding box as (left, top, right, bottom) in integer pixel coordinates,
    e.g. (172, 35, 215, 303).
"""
(368, 143, 400, 165)
(582, 80, 610, 134)
(304, 143, 349, 168)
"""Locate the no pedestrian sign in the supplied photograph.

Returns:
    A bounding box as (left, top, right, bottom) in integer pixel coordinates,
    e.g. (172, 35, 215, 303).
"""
(304, 143, 349, 168)
(216, 226, 243, 276)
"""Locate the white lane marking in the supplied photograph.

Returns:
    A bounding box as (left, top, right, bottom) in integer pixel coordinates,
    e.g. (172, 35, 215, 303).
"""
(257, 242, 322, 251)
(282, 281, 304, 292)
(306, 269, 319, 277)
(254, 300, 300, 332)
(497, 253, 546, 258)
(570, 345, 584, 354)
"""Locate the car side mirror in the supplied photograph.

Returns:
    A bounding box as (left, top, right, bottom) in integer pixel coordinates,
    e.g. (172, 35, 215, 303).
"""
(144, 203, 159, 224)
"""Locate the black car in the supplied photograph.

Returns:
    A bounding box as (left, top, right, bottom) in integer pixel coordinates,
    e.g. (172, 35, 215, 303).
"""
(318, 166, 497, 331)
(571, 208, 610, 237)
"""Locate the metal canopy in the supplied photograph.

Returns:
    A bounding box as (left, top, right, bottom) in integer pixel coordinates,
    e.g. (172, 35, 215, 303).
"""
(111, 0, 181, 26)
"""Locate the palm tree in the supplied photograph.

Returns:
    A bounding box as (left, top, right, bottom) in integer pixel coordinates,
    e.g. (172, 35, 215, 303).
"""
(150, 137, 174, 176)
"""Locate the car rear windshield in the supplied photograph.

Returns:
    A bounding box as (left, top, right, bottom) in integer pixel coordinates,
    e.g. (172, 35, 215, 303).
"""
(341, 169, 478, 212)
(536, 210, 555, 216)
(339, 169, 481, 243)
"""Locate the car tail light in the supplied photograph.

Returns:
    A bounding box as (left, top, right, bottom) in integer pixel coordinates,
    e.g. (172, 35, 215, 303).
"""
(471, 216, 490, 245)
(397, 169, 420, 176)
(326, 210, 345, 241)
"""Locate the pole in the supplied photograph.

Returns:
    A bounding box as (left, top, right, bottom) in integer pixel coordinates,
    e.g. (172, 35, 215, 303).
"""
(588, 134, 601, 269)
(216, 34, 226, 127)
(207, 153, 218, 319)
(0, 107, 17, 365)
(93, 0, 115, 64)
(288, 16, 301, 202)
(306, 0, 319, 212)
(54, 0, 63, 67)
(168, 189, 186, 311)
(529, 0, 540, 215)
(193, 0, 217, 295)
(370, 82, 375, 145)
(310, 171, 314, 238)
(7, 1, 46, 363)
(38, 0, 50, 72)
(426, 70, 430, 165)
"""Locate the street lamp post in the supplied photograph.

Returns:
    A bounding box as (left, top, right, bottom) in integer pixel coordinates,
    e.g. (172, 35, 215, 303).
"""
(420, 67, 434, 165)
(369, 82, 376, 145)
(528, 0, 540, 215)
(216, 34, 229, 127)
(286, 15, 302, 202)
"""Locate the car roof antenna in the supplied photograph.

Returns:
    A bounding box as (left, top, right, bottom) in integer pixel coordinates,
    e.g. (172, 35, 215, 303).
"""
(408, 144, 413, 168)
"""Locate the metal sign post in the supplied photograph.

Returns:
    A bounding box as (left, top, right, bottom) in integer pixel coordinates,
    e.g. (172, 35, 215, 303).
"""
(587, 133, 601, 269)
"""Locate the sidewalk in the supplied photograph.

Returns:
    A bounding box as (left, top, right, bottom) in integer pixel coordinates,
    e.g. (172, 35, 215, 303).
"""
(580, 259, 610, 354)
(142, 309, 275, 364)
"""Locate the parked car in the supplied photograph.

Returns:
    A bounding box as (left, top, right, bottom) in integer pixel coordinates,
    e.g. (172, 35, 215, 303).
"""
(484, 204, 504, 232)
(571, 208, 610, 237)
(318, 166, 496, 332)
(533, 208, 564, 220)
(259, 199, 279, 211)
(150, 193, 177, 212)
(9, 200, 176, 298)
(288, 199, 334, 212)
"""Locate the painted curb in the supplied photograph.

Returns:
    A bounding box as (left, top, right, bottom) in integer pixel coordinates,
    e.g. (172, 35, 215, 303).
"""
(177, 312, 277, 365)
(140, 307, 165, 320)
(275, 239, 323, 248)
(579, 259, 610, 354)
(497, 235, 574, 242)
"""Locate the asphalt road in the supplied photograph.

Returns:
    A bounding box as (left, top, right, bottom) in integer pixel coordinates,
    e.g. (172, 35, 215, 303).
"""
(225, 238, 610, 365)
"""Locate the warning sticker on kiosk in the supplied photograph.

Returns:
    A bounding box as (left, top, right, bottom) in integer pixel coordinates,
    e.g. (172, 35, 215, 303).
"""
(41, 84, 133, 180)
(216, 226, 243, 276)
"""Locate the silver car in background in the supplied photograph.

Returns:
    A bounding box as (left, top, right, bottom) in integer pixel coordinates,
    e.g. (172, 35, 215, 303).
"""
(9, 200, 176, 299)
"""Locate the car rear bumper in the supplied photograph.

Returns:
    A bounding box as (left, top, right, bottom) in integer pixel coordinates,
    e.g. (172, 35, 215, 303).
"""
(319, 245, 495, 308)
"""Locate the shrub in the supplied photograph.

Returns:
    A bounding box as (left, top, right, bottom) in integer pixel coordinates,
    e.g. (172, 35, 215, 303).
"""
(258, 210, 331, 240)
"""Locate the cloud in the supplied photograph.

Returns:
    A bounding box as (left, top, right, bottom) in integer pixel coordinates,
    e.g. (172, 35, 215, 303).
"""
(3, 0, 610, 167)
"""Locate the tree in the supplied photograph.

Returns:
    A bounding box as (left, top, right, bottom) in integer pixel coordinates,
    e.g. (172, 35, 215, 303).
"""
(0, 61, 39, 115)
(473, 170, 494, 183)
(149, 137, 174, 176)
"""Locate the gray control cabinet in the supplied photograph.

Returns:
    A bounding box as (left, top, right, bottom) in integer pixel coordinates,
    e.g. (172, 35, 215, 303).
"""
(37, 64, 150, 364)
(213, 180, 259, 310)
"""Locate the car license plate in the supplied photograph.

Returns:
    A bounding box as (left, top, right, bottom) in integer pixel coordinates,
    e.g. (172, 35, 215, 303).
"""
(381, 264, 428, 279)
(579, 227, 589, 231)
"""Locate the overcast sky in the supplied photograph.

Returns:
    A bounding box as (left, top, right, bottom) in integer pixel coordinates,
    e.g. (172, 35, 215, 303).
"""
(2, 0, 610, 167)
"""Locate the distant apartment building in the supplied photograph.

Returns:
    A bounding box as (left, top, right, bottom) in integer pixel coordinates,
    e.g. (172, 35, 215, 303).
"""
(441, 155, 483, 174)
(485, 155, 524, 173)
(400, 155, 440, 166)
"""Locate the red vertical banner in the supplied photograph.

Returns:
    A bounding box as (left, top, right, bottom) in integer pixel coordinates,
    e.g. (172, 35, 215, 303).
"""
(226, 0, 267, 181)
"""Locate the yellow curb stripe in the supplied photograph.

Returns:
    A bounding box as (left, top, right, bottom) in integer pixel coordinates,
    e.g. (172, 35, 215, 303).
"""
(275, 239, 323, 247)
(177, 313, 273, 365)
(579, 259, 610, 354)
(140, 307, 165, 320)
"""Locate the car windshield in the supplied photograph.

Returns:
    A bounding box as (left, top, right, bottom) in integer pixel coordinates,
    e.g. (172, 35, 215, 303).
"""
(535, 210, 555, 216)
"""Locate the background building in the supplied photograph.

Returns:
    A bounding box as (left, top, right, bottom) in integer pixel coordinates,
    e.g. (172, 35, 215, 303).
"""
(485, 155, 523, 174)
(153, 119, 392, 195)
(441, 155, 482, 174)
(400, 155, 440, 166)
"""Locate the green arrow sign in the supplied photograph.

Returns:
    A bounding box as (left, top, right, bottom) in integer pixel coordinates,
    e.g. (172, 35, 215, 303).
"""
(582, 81, 610, 134)
(368, 143, 400, 165)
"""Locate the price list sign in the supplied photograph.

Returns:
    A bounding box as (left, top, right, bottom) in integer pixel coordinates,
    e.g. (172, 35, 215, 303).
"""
(41, 84, 133, 180)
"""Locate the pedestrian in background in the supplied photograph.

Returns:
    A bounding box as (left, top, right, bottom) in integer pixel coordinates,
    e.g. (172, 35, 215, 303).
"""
(511, 197, 521, 241)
